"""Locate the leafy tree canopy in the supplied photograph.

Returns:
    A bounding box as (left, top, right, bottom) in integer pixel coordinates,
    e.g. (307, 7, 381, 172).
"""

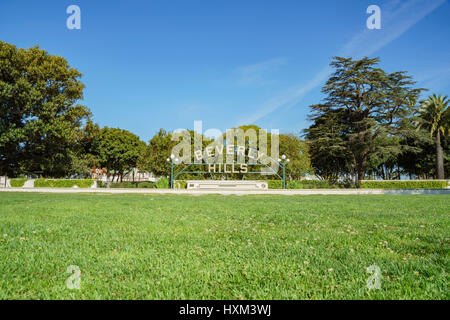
(305, 56, 424, 182)
(0, 41, 90, 177)
(94, 127, 146, 180)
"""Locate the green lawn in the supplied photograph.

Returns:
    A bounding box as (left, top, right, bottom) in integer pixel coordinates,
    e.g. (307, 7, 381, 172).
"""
(0, 193, 448, 300)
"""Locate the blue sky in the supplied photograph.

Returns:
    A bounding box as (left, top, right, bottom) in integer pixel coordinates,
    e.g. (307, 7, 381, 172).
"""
(1, 0, 450, 141)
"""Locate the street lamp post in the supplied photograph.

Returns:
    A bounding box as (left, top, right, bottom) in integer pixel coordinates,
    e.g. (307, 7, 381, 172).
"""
(278, 155, 290, 189)
(166, 154, 175, 189)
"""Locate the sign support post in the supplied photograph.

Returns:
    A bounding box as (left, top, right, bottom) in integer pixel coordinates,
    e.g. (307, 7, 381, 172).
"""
(278, 155, 290, 189)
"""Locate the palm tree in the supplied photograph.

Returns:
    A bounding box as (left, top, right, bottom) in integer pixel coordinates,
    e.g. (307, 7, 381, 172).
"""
(417, 94, 450, 179)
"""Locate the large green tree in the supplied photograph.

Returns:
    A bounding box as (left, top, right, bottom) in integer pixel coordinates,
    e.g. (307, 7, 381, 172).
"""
(94, 127, 146, 181)
(305, 57, 423, 182)
(70, 119, 101, 177)
(0, 41, 90, 177)
(416, 94, 450, 179)
(397, 129, 439, 179)
(305, 107, 350, 181)
(279, 133, 312, 180)
(139, 129, 177, 177)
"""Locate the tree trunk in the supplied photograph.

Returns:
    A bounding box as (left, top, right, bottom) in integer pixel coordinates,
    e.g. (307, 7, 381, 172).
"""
(356, 156, 366, 184)
(436, 130, 445, 179)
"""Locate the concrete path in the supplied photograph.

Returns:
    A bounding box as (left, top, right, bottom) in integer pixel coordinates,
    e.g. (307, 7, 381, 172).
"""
(1, 187, 449, 195)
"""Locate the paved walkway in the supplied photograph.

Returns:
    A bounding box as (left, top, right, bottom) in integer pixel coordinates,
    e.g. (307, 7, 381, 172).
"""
(1, 187, 449, 195)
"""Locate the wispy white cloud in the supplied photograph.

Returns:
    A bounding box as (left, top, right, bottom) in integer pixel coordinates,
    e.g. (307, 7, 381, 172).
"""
(235, 57, 287, 87)
(415, 65, 450, 94)
(241, 0, 446, 126)
(339, 0, 445, 58)
(239, 66, 331, 125)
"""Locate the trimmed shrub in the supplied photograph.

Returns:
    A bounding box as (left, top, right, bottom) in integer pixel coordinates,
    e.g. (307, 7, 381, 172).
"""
(155, 177, 169, 189)
(360, 180, 448, 189)
(137, 182, 154, 188)
(110, 181, 135, 188)
(97, 181, 108, 188)
(34, 179, 94, 188)
(97, 181, 131, 188)
(267, 180, 283, 189)
(287, 180, 303, 189)
(97, 179, 448, 190)
(10, 178, 27, 187)
(98, 178, 170, 189)
(266, 180, 351, 189)
(299, 180, 333, 189)
(174, 180, 187, 189)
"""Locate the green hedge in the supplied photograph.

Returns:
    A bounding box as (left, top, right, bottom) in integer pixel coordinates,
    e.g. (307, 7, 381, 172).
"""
(159, 180, 323, 189)
(154, 177, 169, 189)
(136, 182, 155, 188)
(140, 179, 345, 189)
(270, 180, 448, 190)
(267, 180, 283, 189)
(174, 180, 187, 189)
(98, 181, 153, 188)
(97, 179, 448, 189)
(293, 180, 337, 189)
(34, 179, 94, 188)
(266, 180, 342, 189)
(110, 182, 137, 188)
(10, 178, 27, 187)
(98, 178, 170, 189)
(361, 180, 448, 189)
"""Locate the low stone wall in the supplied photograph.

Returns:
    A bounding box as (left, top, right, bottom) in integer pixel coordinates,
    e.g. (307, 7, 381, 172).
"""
(0, 176, 10, 188)
(186, 180, 268, 190)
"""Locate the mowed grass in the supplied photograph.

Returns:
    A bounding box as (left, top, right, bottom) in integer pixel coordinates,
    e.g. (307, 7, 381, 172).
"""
(0, 193, 448, 300)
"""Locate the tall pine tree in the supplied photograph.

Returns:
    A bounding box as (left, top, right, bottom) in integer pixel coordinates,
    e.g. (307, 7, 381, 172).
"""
(306, 57, 423, 182)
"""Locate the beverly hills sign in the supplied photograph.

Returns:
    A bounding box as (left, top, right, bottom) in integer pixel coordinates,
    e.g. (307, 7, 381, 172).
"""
(201, 144, 271, 174)
(170, 121, 281, 175)
(207, 163, 248, 174)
